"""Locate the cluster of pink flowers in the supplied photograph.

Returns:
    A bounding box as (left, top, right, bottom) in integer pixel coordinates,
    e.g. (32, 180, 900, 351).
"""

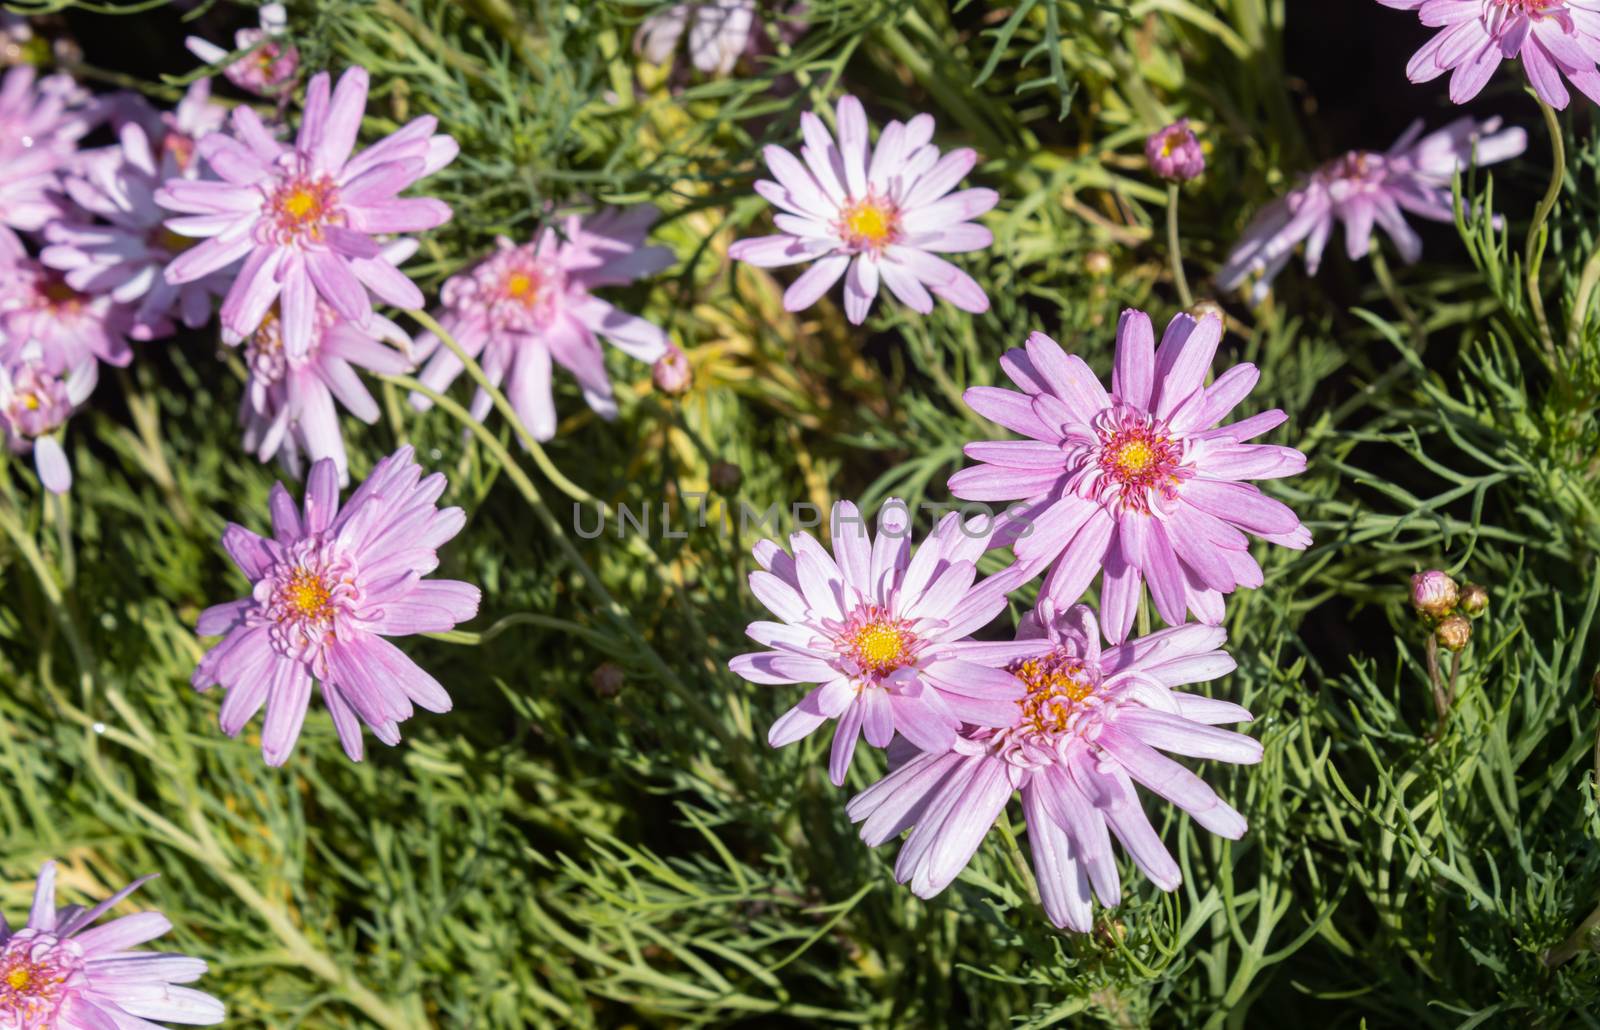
(731, 307, 1305, 931)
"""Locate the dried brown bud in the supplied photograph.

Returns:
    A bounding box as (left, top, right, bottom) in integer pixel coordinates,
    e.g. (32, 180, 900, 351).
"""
(591, 661, 625, 698)
(1435, 614, 1471, 653)
(709, 460, 742, 494)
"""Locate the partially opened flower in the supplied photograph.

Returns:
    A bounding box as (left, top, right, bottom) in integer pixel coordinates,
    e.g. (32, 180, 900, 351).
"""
(44, 122, 232, 340)
(193, 446, 480, 764)
(729, 499, 1034, 785)
(1146, 119, 1204, 182)
(409, 208, 673, 441)
(0, 255, 134, 371)
(158, 66, 458, 357)
(0, 65, 94, 253)
(0, 861, 225, 1027)
(231, 296, 413, 484)
(1217, 117, 1525, 303)
(950, 309, 1310, 644)
(728, 95, 996, 324)
(848, 602, 1261, 931)
(636, 0, 806, 77)
(185, 1, 300, 97)
(1378, 0, 1600, 109)
(0, 346, 94, 493)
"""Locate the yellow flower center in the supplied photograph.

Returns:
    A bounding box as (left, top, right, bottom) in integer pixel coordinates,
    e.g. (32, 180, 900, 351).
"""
(21, 393, 40, 411)
(1013, 655, 1096, 735)
(282, 568, 332, 621)
(838, 607, 918, 678)
(853, 622, 907, 670)
(4, 967, 33, 992)
(838, 196, 900, 252)
(506, 271, 538, 302)
(282, 188, 319, 221)
(1110, 437, 1156, 476)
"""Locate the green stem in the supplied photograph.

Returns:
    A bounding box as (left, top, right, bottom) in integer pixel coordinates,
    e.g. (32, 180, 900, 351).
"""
(1525, 95, 1564, 364)
(1567, 243, 1600, 356)
(1166, 183, 1193, 308)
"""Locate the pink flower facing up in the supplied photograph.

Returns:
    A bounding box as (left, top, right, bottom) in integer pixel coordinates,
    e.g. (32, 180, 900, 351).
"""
(193, 447, 480, 765)
(1379, 0, 1600, 108)
(1146, 119, 1205, 182)
(409, 209, 674, 441)
(185, 2, 300, 97)
(231, 297, 413, 484)
(950, 310, 1310, 645)
(157, 66, 458, 358)
(728, 95, 997, 324)
(0, 861, 224, 1028)
(728, 500, 1037, 786)
(848, 602, 1261, 931)
(0, 346, 95, 494)
(43, 122, 232, 341)
(0, 255, 134, 372)
(0, 66, 94, 254)
(1217, 116, 1526, 303)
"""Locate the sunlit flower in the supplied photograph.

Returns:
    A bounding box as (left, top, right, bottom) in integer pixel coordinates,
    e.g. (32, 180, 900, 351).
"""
(0, 65, 94, 254)
(1216, 116, 1526, 303)
(950, 309, 1310, 644)
(849, 602, 1260, 931)
(231, 293, 413, 484)
(636, 0, 806, 76)
(0, 861, 225, 1027)
(728, 95, 996, 324)
(729, 499, 1033, 785)
(158, 66, 458, 357)
(44, 122, 232, 340)
(193, 446, 480, 764)
(185, 2, 300, 97)
(1146, 119, 1204, 182)
(1377, 0, 1600, 109)
(0, 345, 94, 493)
(0, 255, 134, 371)
(410, 208, 673, 441)
(111, 79, 230, 178)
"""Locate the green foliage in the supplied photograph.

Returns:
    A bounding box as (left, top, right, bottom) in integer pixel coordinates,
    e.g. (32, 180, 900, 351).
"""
(2, 0, 1600, 1026)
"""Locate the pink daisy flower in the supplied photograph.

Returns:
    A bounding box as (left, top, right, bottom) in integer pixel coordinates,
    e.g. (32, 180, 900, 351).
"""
(950, 310, 1310, 645)
(185, 2, 300, 97)
(231, 295, 413, 484)
(0, 66, 94, 254)
(43, 122, 232, 341)
(0, 861, 225, 1027)
(157, 66, 458, 358)
(1378, 0, 1600, 108)
(727, 95, 996, 324)
(409, 208, 673, 441)
(728, 500, 1035, 786)
(1216, 116, 1526, 304)
(0, 345, 95, 494)
(0, 255, 134, 372)
(193, 446, 481, 765)
(848, 602, 1261, 931)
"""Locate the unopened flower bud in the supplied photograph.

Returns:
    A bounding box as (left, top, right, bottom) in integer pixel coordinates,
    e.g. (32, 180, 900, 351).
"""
(1189, 298, 1226, 324)
(1459, 583, 1488, 617)
(1084, 250, 1113, 277)
(1411, 570, 1458, 619)
(652, 344, 692, 395)
(1435, 614, 1471, 652)
(709, 460, 742, 494)
(1145, 119, 1205, 182)
(591, 661, 624, 698)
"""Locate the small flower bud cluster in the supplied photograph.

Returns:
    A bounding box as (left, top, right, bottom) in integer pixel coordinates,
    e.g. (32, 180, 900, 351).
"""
(1410, 569, 1488, 652)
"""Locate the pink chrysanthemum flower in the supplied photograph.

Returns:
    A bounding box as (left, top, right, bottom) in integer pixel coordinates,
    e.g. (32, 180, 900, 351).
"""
(728, 500, 1036, 786)
(635, 0, 806, 76)
(193, 447, 480, 765)
(112, 79, 230, 179)
(1146, 119, 1205, 182)
(0, 255, 134, 372)
(43, 123, 232, 341)
(950, 310, 1310, 644)
(848, 602, 1261, 931)
(231, 297, 413, 483)
(1, 861, 225, 1027)
(1378, 0, 1600, 108)
(157, 66, 458, 358)
(1217, 116, 1526, 303)
(0, 346, 95, 494)
(0, 66, 93, 254)
(185, 2, 300, 97)
(409, 209, 673, 441)
(728, 95, 997, 324)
